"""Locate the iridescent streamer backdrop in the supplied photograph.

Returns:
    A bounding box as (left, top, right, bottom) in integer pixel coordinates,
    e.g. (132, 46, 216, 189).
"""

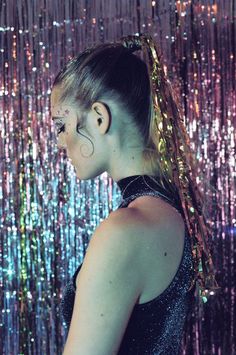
(0, 1, 235, 354)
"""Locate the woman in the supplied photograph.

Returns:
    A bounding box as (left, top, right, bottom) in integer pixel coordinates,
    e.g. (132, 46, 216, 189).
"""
(50, 33, 218, 354)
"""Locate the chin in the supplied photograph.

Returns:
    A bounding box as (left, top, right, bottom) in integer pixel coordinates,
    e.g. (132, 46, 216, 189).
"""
(74, 168, 91, 181)
(75, 167, 104, 181)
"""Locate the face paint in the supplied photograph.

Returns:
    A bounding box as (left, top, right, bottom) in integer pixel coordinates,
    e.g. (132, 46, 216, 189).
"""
(52, 116, 65, 136)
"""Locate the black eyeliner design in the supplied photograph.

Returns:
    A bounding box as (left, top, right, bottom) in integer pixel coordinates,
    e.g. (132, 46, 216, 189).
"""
(56, 124, 65, 135)
(54, 119, 65, 136)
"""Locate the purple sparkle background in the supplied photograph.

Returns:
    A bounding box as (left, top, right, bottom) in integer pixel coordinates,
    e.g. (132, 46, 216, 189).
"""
(0, 1, 235, 354)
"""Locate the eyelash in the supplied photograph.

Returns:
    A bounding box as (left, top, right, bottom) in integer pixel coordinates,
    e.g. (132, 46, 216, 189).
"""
(56, 123, 65, 135)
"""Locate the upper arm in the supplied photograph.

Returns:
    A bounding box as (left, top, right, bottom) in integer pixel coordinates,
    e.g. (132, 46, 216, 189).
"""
(63, 210, 145, 355)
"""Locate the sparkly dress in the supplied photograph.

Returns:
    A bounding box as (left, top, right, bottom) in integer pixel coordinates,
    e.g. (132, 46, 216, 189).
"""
(60, 175, 195, 354)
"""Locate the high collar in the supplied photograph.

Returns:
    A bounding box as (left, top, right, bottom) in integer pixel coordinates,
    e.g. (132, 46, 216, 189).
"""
(116, 174, 175, 201)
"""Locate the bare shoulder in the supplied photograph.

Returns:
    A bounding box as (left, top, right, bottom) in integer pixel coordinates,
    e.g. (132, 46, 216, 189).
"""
(75, 207, 148, 289)
(99, 207, 158, 252)
(88, 207, 150, 261)
(93, 196, 185, 263)
(107, 206, 152, 231)
(111, 196, 185, 240)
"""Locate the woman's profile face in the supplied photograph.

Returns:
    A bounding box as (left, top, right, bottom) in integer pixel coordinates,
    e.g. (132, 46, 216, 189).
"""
(50, 86, 78, 159)
(50, 86, 109, 180)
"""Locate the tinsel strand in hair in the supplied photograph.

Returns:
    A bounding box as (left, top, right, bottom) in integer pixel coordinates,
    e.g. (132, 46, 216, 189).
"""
(126, 33, 219, 302)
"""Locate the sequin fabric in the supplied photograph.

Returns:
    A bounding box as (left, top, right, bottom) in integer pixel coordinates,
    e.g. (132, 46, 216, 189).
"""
(60, 175, 195, 354)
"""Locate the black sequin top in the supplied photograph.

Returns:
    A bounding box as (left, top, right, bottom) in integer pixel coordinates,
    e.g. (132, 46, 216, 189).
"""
(60, 175, 195, 354)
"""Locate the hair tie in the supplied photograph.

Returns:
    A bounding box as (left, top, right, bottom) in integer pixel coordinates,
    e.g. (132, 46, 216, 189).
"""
(120, 34, 143, 53)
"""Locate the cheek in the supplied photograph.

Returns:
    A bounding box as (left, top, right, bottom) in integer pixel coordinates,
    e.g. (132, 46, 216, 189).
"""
(65, 123, 77, 144)
(66, 134, 77, 154)
(66, 123, 95, 160)
(66, 132, 82, 160)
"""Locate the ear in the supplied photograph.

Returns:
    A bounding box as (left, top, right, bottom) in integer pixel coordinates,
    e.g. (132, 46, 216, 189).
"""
(91, 101, 111, 134)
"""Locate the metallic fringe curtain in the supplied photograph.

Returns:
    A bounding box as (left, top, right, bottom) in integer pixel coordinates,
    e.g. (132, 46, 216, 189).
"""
(0, 1, 235, 354)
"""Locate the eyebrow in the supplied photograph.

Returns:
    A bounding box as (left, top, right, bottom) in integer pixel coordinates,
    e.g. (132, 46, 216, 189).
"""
(52, 116, 64, 121)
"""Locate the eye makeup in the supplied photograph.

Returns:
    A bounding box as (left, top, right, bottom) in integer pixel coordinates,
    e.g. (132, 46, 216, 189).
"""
(52, 116, 65, 136)
(56, 123, 65, 135)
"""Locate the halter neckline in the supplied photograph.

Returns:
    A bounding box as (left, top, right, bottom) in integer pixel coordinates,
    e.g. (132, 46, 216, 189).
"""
(116, 174, 176, 201)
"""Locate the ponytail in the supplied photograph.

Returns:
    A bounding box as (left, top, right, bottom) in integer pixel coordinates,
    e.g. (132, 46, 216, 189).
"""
(120, 33, 219, 302)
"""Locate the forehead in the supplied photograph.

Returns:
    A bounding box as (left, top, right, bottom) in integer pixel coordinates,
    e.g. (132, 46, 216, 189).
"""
(50, 87, 72, 118)
(50, 86, 63, 109)
(50, 87, 80, 123)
